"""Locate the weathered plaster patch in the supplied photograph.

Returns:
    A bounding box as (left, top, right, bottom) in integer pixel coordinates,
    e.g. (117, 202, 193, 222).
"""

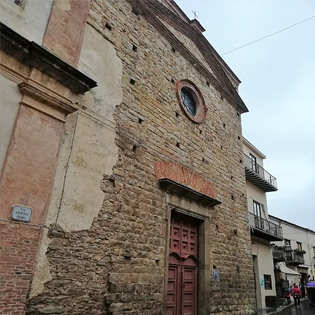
(55, 113, 118, 232)
(78, 24, 123, 122)
(51, 24, 123, 232)
(29, 230, 52, 298)
(55, 0, 71, 11)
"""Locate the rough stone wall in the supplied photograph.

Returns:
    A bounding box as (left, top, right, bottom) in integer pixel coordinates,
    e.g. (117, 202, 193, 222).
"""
(27, 0, 255, 314)
(159, 19, 215, 77)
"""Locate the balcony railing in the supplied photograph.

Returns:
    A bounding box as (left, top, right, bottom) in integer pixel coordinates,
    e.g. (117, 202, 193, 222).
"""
(272, 249, 286, 262)
(243, 153, 278, 192)
(285, 251, 305, 265)
(248, 212, 283, 241)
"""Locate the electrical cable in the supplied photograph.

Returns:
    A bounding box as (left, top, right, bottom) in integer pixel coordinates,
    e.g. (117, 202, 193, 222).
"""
(221, 15, 315, 56)
(55, 110, 80, 226)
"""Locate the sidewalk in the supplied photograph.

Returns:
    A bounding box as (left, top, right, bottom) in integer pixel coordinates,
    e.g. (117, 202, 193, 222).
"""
(257, 299, 310, 315)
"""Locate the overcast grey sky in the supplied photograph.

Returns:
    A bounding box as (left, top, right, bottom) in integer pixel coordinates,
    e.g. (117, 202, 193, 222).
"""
(176, 0, 315, 230)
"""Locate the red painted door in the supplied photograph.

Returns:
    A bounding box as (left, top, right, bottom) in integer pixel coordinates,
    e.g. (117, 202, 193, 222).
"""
(166, 214, 198, 315)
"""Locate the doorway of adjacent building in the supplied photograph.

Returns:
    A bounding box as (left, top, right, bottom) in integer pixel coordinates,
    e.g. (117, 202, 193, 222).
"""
(253, 255, 262, 309)
(166, 212, 198, 315)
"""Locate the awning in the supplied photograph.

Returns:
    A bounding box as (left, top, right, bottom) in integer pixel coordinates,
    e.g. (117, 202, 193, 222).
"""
(280, 266, 301, 276)
(298, 265, 309, 269)
(298, 265, 309, 273)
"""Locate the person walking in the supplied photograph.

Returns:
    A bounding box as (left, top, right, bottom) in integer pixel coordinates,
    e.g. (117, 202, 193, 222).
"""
(284, 287, 291, 304)
(291, 284, 301, 307)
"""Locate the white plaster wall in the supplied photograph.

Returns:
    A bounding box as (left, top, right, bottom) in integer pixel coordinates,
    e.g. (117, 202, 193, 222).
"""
(78, 24, 124, 121)
(0, 0, 54, 44)
(242, 141, 264, 167)
(280, 224, 308, 253)
(307, 232, 315, 280)
(0, 75, 21, 174)
(252, 242, 277, 309)
(246, 182, 268, 219)
(48, 112, 118, 231)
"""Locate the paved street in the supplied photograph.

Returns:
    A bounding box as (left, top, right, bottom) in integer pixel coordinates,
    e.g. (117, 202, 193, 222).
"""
(277, 300, 315, 315)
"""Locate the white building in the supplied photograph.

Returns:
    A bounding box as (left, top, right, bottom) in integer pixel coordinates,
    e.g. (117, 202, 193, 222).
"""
(269, 215, 315, 297)
(243, 138, 282, 310)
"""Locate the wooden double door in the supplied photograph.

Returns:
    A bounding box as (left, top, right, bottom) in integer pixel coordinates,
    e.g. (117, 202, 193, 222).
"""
(166, 213, 198, 315)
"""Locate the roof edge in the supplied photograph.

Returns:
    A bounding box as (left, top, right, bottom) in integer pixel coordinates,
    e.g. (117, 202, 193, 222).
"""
(243, 137, 266, 159)
(269, 214, 315, 234)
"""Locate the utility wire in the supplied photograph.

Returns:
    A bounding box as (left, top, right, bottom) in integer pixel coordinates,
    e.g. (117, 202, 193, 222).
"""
(221, 15, 315, 56)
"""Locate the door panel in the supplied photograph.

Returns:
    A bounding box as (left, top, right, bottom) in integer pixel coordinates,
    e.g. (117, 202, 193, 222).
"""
(166, 256, 181, 315)
(167, 214, 198, 315)
(182, 258, 198, 315)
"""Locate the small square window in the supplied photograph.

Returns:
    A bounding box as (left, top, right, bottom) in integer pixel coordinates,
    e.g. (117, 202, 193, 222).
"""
(13, 0, 24, 6)
(105, 23, 112, 31)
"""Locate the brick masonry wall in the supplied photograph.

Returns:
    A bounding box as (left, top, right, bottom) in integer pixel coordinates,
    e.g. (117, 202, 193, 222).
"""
(0, 223, 42, 315)
(27, 0, 255, 314)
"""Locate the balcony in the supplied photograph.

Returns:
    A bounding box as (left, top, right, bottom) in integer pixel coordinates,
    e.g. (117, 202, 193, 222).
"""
(272, 249, 286, 262)
(285, 251, 305, 266)
(248, 212, 283, 241)
(243, 153, 278, 192)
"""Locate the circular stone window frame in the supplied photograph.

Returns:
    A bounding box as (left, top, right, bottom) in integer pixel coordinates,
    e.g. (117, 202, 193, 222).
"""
(176, 79, 207, 124)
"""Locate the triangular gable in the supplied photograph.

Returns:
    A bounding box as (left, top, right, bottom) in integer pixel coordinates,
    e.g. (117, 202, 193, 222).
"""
(158, 18, 216, 78)
(126, 0, 248, 114)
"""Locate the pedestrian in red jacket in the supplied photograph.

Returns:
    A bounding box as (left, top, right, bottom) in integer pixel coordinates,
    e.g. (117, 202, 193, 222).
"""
(291, 284, 301, 307)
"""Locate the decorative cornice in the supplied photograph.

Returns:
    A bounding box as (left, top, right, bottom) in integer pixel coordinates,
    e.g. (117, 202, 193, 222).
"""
(0, 22, 97, 95)
(0, 64, 26, 85)
(18, 81, 78, 115)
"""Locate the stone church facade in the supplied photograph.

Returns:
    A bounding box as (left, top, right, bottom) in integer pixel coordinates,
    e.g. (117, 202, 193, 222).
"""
(0, 0, 255, 314)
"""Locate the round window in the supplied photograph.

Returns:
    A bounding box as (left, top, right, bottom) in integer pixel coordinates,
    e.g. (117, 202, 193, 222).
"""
(180, 87, 197, 116)
(176, 80, 207, 123)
